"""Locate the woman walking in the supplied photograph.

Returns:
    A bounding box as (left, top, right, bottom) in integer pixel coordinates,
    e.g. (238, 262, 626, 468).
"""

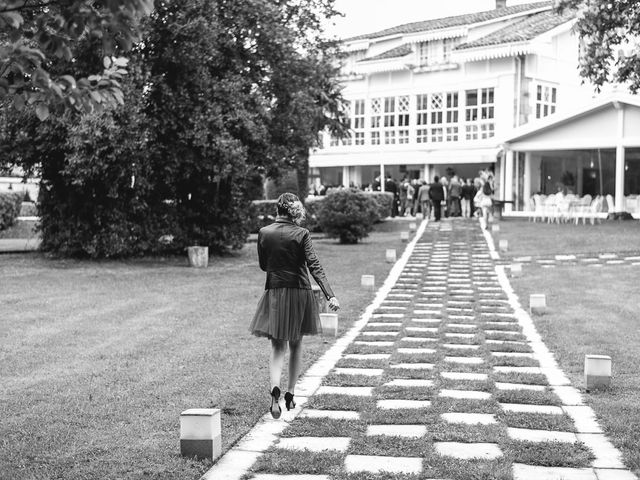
(249, 193, 340, 419)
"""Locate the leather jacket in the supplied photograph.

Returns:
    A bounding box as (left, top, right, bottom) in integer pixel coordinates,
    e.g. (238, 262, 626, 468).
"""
(258, 217, 335, 300)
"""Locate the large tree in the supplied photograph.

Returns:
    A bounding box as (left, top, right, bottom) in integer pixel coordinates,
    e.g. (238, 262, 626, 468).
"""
(556, 0, 640, 92)
(0, 0, 152, 119)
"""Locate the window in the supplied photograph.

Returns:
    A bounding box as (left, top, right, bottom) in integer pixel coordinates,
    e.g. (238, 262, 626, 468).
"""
(535, 84, 557, 119)
(418, 42, 430, 66)
(465, 87, 494, 140)
(353, 99, 365, 145)
(443, 38, 458, 63)
(415, 91, 458, 144)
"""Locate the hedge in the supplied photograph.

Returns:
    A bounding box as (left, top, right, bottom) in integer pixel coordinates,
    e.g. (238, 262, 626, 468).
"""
(317, 189, 378, 243)
(0, 192, 24, 230)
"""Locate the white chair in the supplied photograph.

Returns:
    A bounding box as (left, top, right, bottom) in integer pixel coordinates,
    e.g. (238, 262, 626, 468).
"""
(543, 194, 557, 223)
(605, 194, 615, 214)
(557, 194, 576, 223)
(530, 194, 544, 222)
(573, 194, 592, 225)
(588, 195, 605, 225)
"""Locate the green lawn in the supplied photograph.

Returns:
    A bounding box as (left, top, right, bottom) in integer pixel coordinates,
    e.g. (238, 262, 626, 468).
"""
(0, 220, 409, 480)
(0, 219, 37, 239)
(494, 217, 640, 258)
(507, 236, 640, 475)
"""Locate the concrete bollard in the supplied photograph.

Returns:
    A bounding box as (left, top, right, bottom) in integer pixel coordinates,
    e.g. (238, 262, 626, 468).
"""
(409, 223, 417, 232)
(361, 274, 375, 290)
(529, 294, 546, 314)
(187, 246, 209, 268)
(416, 212, 424, 220)
(585, 355, 612, 391)
(180, 409, 221, 460)
(510, 263, 522, 277)
(401, 231, 410, 242)
(498, 239, 508, 253)
(320, 313, 338, 336)
(491, 224, 500, 232)
(386, 249, 397, 263)
(311, 284, 328, 313)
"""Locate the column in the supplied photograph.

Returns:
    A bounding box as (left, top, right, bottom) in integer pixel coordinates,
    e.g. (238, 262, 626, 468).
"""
(504, 149, 515, 213)
(342, 166, 350, 188)
(380, 163, 386, 192)
(615, 104, 625, 212)
(523, 152, 532, 210)
(352, 166, 363, 188)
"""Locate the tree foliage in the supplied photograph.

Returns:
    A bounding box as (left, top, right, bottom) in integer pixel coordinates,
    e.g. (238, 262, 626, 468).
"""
(0, 0, 152, 119)
(318, 189, 378, 244)
(556, 0, 640, 92)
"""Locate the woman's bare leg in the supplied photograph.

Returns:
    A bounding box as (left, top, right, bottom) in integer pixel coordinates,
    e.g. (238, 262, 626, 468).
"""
(287, 339, 302, 393)
(270, 339, 287, 390)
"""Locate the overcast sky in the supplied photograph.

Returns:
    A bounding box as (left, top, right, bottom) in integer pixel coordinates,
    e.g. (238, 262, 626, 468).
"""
(326, 0, 544, 39)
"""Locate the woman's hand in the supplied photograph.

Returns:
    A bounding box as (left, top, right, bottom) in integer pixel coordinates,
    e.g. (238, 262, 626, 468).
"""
(328, 297, 340, 311)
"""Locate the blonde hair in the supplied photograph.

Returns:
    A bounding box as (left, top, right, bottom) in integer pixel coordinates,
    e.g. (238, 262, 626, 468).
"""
(276, 192, 306, 225)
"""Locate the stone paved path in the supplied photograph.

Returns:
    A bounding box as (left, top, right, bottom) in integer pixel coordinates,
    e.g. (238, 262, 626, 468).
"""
(203, 219, 637, 480)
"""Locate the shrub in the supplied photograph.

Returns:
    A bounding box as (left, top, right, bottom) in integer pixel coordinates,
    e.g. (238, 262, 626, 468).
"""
(249, 200, 278, 233)
(317, 189, 378, 244)
(0, 192, 23, 230)
(364, 191, 394, 221)
(303, 196, 325, 232)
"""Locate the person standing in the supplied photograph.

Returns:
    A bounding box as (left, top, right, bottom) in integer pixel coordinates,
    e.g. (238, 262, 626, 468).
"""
(417, 180, 431, 219)
(429, 176, 445, 221)
(250, 193, 340, 419)
(385, 175, 399, 217)
(474, 181, 494, 229)
(461, 178, 477, 218)
(449, 176, 462, 217)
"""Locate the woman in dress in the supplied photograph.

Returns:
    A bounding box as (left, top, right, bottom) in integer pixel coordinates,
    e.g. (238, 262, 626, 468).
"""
(249, 193, 340, 419)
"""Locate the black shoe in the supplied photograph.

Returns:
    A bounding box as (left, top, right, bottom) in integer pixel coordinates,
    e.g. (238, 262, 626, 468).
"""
(270, 386, 281, 419)
(284, 392, 296, 411)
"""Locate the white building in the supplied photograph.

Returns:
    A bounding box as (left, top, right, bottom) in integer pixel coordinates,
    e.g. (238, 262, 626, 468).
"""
(309, 0, 640, 213)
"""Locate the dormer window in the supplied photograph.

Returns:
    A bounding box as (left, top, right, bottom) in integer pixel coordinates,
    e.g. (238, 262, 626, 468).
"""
(418, 39, 458, 66)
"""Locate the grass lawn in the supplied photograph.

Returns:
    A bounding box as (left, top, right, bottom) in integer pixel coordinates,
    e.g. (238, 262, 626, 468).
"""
(0, 220, 410, 480)
(506, 226, 640, 475)
(0, 219, 38, 239)
(493, 217, 640, 258)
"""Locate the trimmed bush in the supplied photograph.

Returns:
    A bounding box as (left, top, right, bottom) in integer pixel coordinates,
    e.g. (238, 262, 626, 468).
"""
(303, 196, 325, 232)
(364, 191, 394, 221)
(249, 200, 278, 233)
(317, 189, 378, 244)
(0, 192, 23, 230)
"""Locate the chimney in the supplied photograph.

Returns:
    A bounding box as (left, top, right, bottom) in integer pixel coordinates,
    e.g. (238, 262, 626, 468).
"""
(496, 0, 507, 8)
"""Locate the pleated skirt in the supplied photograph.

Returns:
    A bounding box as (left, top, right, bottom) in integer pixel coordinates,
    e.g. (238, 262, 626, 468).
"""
(249, 288, 322, 341)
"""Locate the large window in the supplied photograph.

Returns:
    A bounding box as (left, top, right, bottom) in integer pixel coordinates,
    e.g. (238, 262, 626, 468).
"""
(415, 92, 458, 144)
(535, 84, 557, 119)
(353, 99, 365, 145)
(465, 88, 494, 140)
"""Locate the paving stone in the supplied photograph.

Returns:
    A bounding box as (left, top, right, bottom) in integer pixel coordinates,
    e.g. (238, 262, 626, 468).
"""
(333, 368, 384, 376)
(406, 327, 439, 333)
(411, 318, 441, 324)
(366, 424, 427, 438)
(315, 386, 373, 396)
(344, 354, 391, 360)
(448, 315, 475, 321)
(563, 406, 602, 433)
(390, 363, 434, 370)
(485, 339, 527, 345)
(442, 343, 480, 350)
(384, 379, 434, 387)
(594, 468, 639, 480)
(400, 337, 438, 343)
(445, 356, 484, 364)
(377, 399, 432, 409)
(366, 322, 403, 328)
(508, 427, 577, 443)
(252, 475, 331, 480)
(441, 413, 497, 425)
(415, 303, 444, 308)
(444, 332, 476, 338)
(495, 382, 545, 391)
(359, 331, 400, 337)
(397, 348, 437, 355)
(299, 409, 361, 420)
(353, 341, 395, 346)
(277, 436, 351, 452)
(434, 442, 503, 460)
(200, 450, 262, 480)
(500, 403, 563, 415)
(441, 372, 488, 381)
(553, 386, 584, 406)
(439, 389, 492, 400)
(512, 463, 597, 480)
(413, 309, 442, 315)
(446, 323, 477, 329)
(577, 434, 626, 468)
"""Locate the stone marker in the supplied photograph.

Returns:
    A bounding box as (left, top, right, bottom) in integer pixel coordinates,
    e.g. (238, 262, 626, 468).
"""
(529, 294, 546, 314)
(585, 354, 612, 391)
(511, 263, 522, 277)
(180, 408, 221, 460)
(498, 239, 508, 252)
(320, 313, 338, 336)
(386, 249, 397, 263)
(491, 224, 500, 232)
(415, 212, 424, 220)
(409, 223, 417, 232)
(401, 231, 410, 242)
(361, 275, 375, 290)
(187, 246, 208, 268)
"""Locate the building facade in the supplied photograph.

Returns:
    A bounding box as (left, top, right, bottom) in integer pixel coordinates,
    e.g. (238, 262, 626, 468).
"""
(309, 1, 640, 213)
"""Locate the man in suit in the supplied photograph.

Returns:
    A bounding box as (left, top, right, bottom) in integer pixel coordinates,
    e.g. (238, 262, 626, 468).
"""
(428, 175, 445, 221)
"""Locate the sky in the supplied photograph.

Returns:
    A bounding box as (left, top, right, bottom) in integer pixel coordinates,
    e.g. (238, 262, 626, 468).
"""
(325, 0, 544, 39)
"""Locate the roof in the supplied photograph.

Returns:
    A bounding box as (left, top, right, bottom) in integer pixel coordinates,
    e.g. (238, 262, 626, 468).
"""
(360, 44, 413, 62)
(457, 9, 575, 49)
(503, 92, 640, 145)
(344, 1, 552, 42)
